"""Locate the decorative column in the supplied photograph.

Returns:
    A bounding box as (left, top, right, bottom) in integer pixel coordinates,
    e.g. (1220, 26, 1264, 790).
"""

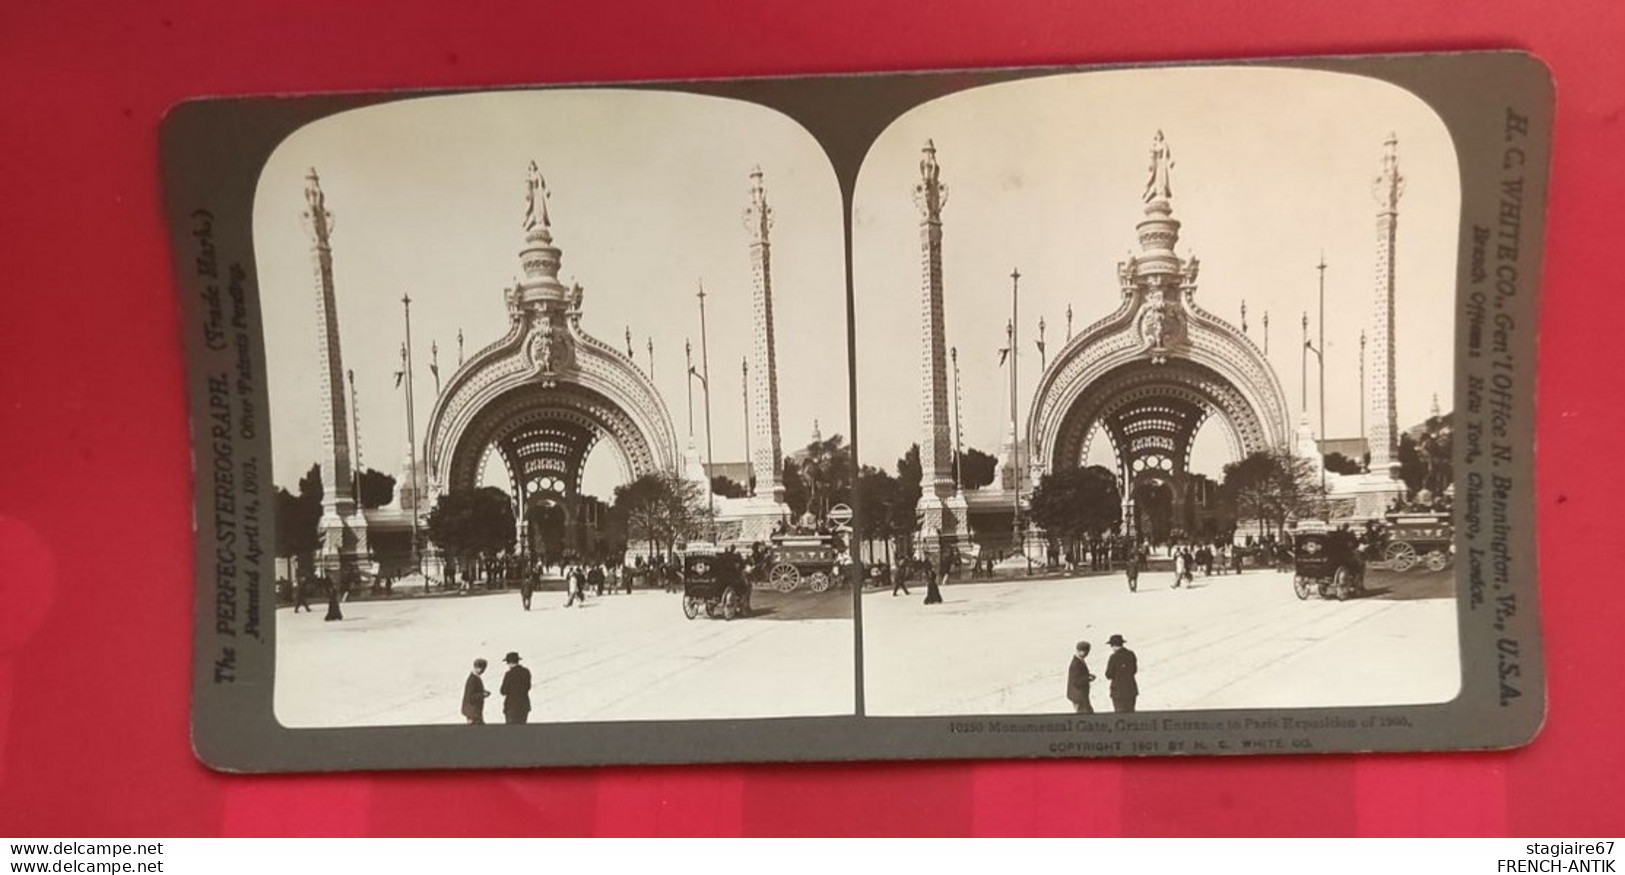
(913, 140, 965, 552)
(1367, 134, 1404, 476)
(744, 167, 786, 504)
(303, 169, 368, 572)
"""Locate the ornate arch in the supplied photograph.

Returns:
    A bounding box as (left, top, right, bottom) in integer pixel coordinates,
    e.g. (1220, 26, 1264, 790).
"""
(1025, 132, 1290, 485)
(422, 163, 679, 503)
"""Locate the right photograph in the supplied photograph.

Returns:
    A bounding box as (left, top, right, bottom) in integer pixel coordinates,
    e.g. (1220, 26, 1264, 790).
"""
(852, 67, 1462, 716)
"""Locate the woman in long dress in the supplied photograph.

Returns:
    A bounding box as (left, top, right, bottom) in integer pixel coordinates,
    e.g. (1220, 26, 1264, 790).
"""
(923, 556, 944, 605)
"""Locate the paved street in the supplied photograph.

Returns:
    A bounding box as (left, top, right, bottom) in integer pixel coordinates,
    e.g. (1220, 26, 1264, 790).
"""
(275, 587, 854, 727)
(861, 567, 1459, 715)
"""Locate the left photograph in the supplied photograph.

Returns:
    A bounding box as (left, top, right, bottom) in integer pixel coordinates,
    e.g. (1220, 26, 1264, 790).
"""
(255, 91, 854, 727)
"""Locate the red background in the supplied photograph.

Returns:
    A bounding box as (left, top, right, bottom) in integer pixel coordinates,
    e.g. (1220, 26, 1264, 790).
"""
(0, 0, 1618, 837)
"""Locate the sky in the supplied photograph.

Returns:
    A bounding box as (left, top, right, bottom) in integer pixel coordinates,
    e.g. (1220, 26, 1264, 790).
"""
(852, 66, 1460, 478)
(256, 90, 848, 498)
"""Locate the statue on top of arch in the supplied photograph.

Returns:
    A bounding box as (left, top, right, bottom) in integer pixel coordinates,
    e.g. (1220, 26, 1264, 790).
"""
(1143, 129, 1174, 203)
(522, 160, 551, 231)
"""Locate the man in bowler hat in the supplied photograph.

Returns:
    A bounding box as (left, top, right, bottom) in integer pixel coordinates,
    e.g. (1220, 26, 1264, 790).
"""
(1105, 634, 1138, 713)
(499, 652, 532, 724)
(1066, 640, 1096, 714)
(461, 658, 490, 724)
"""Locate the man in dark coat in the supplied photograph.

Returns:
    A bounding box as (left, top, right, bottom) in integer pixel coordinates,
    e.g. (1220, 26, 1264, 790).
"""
(516, 569, 536, 608)
(499, 652, 532, 724)
(1105, 634, 1138, 713)
(1066, 641, 1096, 714)
(461, 658, 490, 724)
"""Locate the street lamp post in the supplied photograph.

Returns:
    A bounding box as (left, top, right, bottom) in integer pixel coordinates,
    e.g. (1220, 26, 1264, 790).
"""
(402, 294, 421, 576)
(1316, 254, 1327, 453)
(697, 283, 717, 542)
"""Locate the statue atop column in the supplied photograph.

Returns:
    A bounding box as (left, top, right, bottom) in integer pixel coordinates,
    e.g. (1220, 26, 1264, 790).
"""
(523, 160, 551, 231)
(1144, 129, 1174, 203)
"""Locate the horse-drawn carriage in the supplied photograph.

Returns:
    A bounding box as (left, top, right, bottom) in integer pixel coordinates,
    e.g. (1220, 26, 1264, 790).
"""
(1292, 524, 1367, 601)
(680, 547, 752, 620)
(754, 533, 844, 593)
(1381, 513, 1453, 572)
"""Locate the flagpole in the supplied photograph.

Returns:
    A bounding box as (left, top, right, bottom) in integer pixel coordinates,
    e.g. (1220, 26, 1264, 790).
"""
(348, 368, 362, 501)
(742, 356, 752, 497)
(684, 340, 694, 438)
(1009, 268, 1024, 570)
(403, 293, 420, 576)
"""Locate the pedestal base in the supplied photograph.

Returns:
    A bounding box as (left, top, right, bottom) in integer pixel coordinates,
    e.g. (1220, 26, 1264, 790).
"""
(724, 495, 792, 545)
(917, 491, 969, 558)
(1327, 470, 1408, 520)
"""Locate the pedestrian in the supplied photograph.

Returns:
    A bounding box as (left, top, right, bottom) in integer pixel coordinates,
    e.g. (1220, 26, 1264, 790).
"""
(923, 557, 943, 605)
(564, 566, 584, 608)
(499, 652, 532, 724)
(1172, 548, 1188, 589)
(293, 572, 312, 613)
(1126, 552, 1140, 593)
(461, 658, 490, 724)
(519, 569, 535, 611)
(322, 572, 343, 621)
(888, 562, 909, 596)
(1067, 641, 1096, 714)
(1105, 634, 1138, 713)
(588, 564, 606, 596)
(1231, 545, 1245, 575)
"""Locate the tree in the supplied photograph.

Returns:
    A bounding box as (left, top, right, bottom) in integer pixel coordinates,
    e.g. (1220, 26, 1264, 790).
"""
(711, 475, 748, 499)
(893, 444, 924, 555)
(274, 486, 321, 559)
(782, 457, 807, 516)
(425, 487, 516, 578)
(791, 434, 854, 521)
(356, 468, 397, 509)
(274, 463, 323, 577)
(1220, 449, 1324, 536)
(955, 446, 999, 490)
(612, 472, 706, 557)
(1397, 412, 1453, 497)
(1028, 465, 1123, 544)
(1322, 451, 1364, 476)
(855, 465, 905, 560)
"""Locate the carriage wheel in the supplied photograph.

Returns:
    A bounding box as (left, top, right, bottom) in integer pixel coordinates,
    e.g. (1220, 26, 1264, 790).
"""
(682, 596, 700, 620)
(1425, 551, 1450, 572)
(808, 571, 833, 593)
(1334, 566, 1355, 601)
(705, 602, 718, 618)
(1385, 541, 1418, 572)
(722, 588, 739, 621)
(770, 563, 801, 592)
(1293, 575, 1311, 600)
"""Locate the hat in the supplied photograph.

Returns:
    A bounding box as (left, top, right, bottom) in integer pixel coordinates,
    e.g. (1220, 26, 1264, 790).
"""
(503, 652, 522, 664)
(1107, 634, 1127, 646)
(473, 658, 488, 669)
(1075, 640, 1091, 652)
